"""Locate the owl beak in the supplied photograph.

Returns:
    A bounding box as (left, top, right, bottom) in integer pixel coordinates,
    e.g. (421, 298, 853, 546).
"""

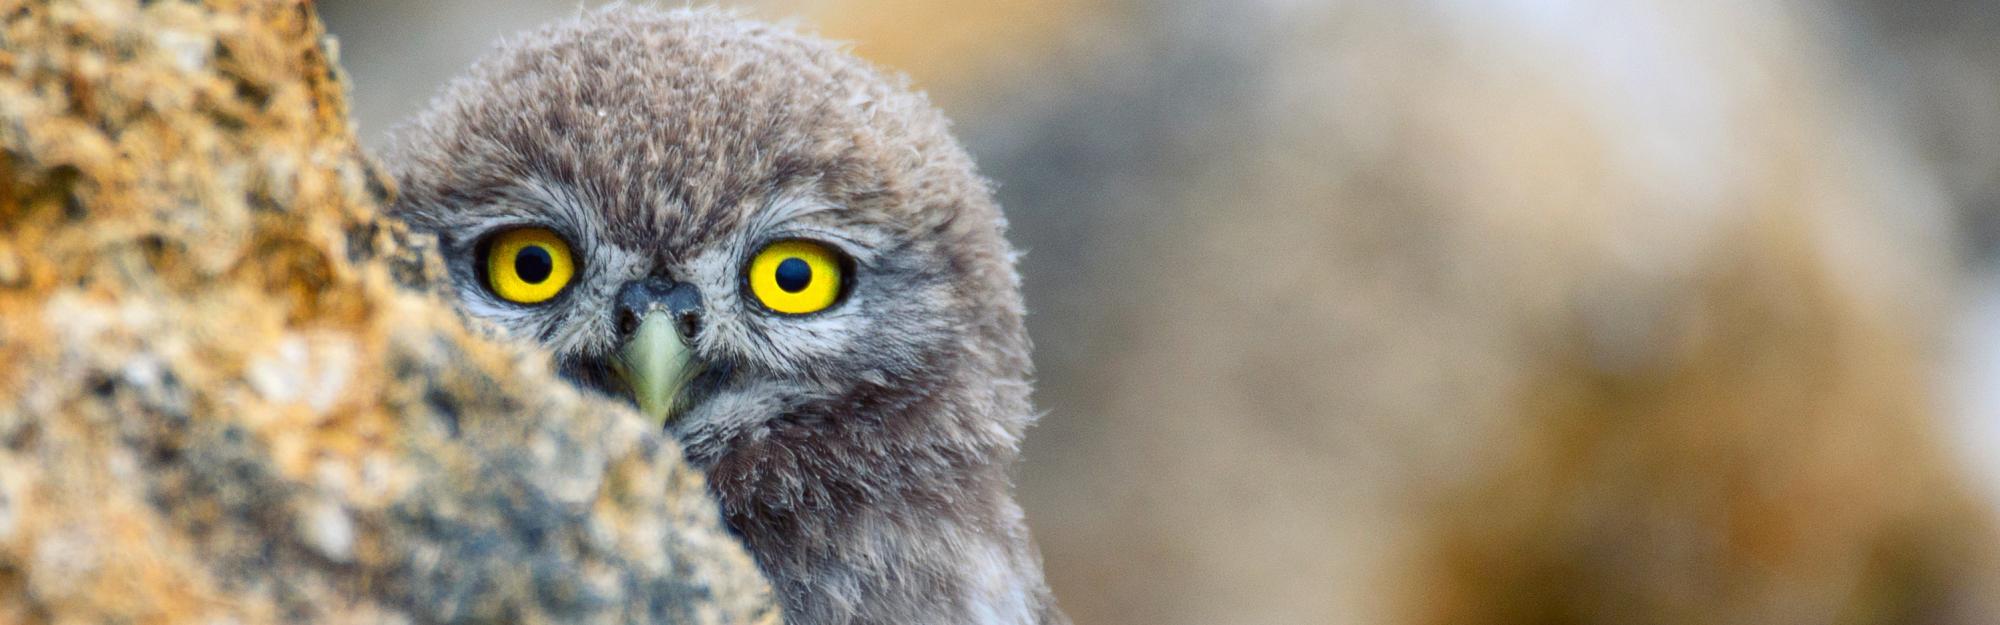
(610, 310, 700, 425)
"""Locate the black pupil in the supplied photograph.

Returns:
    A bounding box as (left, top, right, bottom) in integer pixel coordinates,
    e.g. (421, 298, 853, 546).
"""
(775, 257, 812, 293)
(515, 246, 553, 284)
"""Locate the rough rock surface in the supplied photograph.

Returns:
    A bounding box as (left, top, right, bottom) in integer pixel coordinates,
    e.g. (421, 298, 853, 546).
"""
(0, 1, 776, 623)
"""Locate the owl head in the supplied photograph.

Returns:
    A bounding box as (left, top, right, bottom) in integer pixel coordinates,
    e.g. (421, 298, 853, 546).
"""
(384, 7, 1061, 622)
(385, 5, 1031, 468)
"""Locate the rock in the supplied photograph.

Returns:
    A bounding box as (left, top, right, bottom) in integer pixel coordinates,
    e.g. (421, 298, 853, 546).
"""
(0, 2, 777, 624)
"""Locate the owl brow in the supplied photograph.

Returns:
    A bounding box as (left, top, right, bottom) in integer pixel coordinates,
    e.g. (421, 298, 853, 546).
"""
(745, 189, 838, 233)
(454, 179, 600, 240)
(736, 198, 877, 264)
(768, 225, 880, 260)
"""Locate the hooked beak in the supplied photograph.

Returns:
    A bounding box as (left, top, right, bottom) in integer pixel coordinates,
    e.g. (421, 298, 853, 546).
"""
(610, 310, 701, 425)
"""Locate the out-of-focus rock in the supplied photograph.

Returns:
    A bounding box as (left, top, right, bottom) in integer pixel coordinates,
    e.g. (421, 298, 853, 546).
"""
(811, 1, 2000, 624)
(1841, 0, 2000, 258)
(0, 2, 776, 623)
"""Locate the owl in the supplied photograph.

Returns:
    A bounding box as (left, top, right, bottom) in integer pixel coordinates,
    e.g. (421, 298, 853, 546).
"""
(382, 6, 1064, 625)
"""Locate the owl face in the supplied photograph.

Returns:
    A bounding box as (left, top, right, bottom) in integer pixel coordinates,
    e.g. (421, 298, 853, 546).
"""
(386, 7, 1026, 468)
(410, 178, 963, 460)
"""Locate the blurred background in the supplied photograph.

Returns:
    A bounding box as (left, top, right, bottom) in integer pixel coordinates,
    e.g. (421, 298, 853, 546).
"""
(321, 1, 2000, 623)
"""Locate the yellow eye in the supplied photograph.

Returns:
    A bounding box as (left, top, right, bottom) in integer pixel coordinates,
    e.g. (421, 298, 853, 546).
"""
(483, 227, 576, 304)
(747, 240, 845, 315)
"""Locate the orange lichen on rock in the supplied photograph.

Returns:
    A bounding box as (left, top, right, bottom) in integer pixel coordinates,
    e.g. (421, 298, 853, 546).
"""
(0, 1, 776, 623)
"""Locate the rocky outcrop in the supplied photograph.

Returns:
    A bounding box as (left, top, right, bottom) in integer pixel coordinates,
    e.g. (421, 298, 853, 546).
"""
(0, 2, 775, 623)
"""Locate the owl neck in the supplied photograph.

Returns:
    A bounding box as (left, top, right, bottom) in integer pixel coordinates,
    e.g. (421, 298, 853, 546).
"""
(701, 387, 1063, 625)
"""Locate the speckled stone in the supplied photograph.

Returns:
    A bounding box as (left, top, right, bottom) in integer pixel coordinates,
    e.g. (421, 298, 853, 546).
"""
(0, 2, 777, 623)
